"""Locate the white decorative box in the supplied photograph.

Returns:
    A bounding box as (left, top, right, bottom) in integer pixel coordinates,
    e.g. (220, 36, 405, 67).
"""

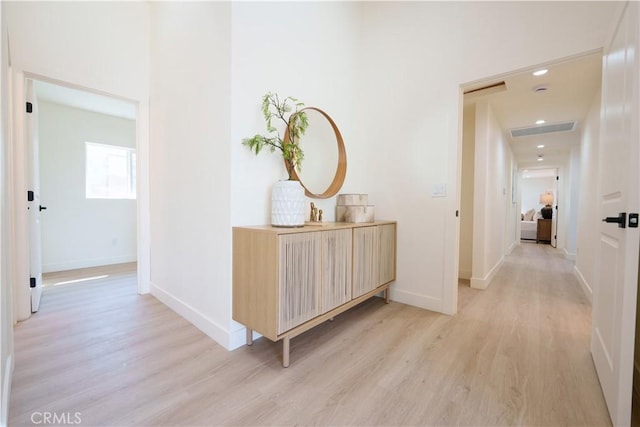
(337, 194, 368, 206)
(336, 205, 375, 223)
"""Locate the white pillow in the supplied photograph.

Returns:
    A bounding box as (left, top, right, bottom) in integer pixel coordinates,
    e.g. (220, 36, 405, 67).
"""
(523, 209, 536, 221)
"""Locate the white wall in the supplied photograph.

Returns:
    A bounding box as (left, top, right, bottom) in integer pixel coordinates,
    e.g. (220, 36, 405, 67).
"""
(0, 2, 14, 424)
(565, 145, 581, 258)
(470, 101, 514, 289)
(458, 104, 475, 280)
(230, 2, 361, 226)
(521, 176, 555, 213)
(4, 2, 150, 322)
(38, 101, 136, 273)
(350, 1, 616, 313)
(575, 91, 602, 301)
(149, 2, 234, 347)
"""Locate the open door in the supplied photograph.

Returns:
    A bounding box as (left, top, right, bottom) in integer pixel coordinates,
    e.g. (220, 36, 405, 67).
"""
(25, 79, 43, 313)
(591, 2, 640, 425)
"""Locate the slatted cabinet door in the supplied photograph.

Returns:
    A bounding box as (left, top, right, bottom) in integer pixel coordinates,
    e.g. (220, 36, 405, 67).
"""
(321, 229, 352, 313)
(352, 226, 379, 298)
(278, 232, 322, 334)
(353, 224, 397, 298)
(378, 224, 396, 286)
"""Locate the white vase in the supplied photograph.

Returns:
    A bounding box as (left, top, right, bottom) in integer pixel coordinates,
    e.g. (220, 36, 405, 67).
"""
(272, 180, 306, 227)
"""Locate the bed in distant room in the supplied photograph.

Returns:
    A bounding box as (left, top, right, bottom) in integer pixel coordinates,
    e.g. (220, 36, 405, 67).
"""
(521, 209, 540, 241)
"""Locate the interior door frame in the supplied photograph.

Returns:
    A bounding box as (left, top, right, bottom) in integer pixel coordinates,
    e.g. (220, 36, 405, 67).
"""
(10, 71, 150, 322)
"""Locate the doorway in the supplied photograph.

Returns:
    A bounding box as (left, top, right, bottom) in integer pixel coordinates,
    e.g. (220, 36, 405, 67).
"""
(456, 52, 601, 311)
(520, 168, 557, 246)
(34, 80, 138, 285)
(13, 73, 149, 321)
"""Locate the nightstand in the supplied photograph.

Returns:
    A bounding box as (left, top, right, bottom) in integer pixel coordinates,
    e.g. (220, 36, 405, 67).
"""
(537, 218, 552, 244)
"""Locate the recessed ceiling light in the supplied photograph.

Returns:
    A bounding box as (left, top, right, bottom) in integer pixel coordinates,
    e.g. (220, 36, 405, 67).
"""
(533, 69, 548, 76)
(537, 158, 544, 161)
(537, 144, 545, 148)
(536, 120, 546, 125)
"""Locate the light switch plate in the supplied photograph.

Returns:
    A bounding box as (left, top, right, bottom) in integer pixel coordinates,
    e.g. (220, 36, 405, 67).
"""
(431, 183, 447, 198)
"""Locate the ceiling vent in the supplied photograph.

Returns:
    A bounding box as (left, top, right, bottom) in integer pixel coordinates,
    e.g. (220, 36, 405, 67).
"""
(510, 121, 576, 138)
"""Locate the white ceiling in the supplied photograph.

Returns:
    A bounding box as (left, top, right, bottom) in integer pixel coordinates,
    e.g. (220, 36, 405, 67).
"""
(34, 80, 136, 120)
(464, 52, 602, 169)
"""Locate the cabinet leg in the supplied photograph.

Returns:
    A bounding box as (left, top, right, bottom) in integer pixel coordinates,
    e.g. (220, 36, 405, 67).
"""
(246, 328, 253, 346)
(384, 288, 391, 304)
(282, 336, 290, 368)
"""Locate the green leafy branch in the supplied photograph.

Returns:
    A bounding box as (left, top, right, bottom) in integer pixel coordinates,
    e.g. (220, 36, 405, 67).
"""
(242, 92, 309, 179)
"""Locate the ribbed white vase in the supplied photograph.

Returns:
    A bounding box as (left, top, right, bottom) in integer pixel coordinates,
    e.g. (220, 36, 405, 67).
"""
(272, 180, 305, 227)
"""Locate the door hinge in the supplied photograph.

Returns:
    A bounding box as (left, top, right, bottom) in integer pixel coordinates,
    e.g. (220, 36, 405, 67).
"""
(29, 277, 36, 288)
(455, 210, 459, 217)
(26, 102, 33, 113)
(556, 176, 559, 181)
(27, 190, 34, 202)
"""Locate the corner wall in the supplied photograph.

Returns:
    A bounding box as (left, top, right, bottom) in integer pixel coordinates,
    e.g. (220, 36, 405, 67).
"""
(149, 2, 234, 347)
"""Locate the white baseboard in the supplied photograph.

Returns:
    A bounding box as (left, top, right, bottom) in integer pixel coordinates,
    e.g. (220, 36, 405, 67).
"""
(1, 354, 13, 427)
(507, 241, 517, 255)
(573, 265, 593, 304)
(150, 282, 233, 350)
(563, 248, 576, 261)
(390, 288, 442, 313)
(42, 255, 137, 273)
(470, 256, 504, 290)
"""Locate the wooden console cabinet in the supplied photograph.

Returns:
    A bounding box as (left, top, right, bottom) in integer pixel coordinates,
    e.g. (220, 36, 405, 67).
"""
(233, 221, 396, 367)
(537, 218, 552, 244)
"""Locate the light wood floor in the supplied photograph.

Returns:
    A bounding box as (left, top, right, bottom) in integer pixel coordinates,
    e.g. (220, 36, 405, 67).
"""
(9, 245, 611, 426)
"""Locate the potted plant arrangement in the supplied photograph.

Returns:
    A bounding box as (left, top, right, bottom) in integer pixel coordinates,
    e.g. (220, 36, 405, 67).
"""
(242, 92, 309, 227)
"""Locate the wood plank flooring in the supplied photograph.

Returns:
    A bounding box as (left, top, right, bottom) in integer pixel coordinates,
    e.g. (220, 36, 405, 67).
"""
(9, 245, 611, 426)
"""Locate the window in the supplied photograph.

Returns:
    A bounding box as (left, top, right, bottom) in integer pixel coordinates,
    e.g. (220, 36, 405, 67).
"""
(86, 142, 136, 199)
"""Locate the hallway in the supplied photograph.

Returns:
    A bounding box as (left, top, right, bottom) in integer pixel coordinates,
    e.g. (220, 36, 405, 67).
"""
(9, 245, 610, 426)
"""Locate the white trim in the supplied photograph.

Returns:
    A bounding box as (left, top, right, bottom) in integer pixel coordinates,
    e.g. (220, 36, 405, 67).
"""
(42, 255, 137, 274)
(11, 72, 30, 322)
(563, 248, 576, 261)
(390, 288, 443, 313)
(470, 256, 504, 290)
(573, 265, 593, 303)
(506, 240, 517, 255)
(1, 354, 13, 427)
(150, 281, 232, 350)
(135, 99, 150, 294)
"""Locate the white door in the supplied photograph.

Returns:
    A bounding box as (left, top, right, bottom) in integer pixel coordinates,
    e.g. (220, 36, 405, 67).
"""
(591, 2, 640, 425)
(25, 79, 43, 312)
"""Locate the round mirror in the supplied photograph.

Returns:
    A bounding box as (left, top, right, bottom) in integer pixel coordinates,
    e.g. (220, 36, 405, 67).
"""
(285, 107, 346, 199)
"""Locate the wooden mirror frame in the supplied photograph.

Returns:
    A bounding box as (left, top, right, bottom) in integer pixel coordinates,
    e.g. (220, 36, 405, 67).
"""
(284, 107, 347, 199)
